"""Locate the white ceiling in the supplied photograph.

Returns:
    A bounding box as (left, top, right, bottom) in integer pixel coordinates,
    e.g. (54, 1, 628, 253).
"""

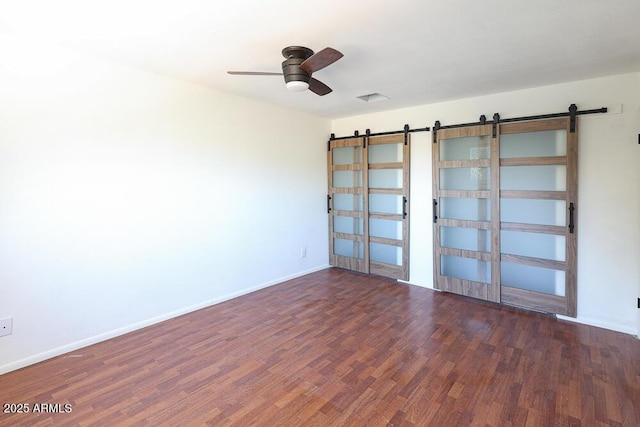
(1, 0, 639, 119)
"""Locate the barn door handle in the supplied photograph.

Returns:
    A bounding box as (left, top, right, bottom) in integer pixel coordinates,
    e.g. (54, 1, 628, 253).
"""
(568, 203, 575, 233)
(403, 197, 407, 218)
(327, 195, 332, 214)
(433, 199, 438, 223)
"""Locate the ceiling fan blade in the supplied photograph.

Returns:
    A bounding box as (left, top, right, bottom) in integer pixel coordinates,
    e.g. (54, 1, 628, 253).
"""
(299, 47, 343, 74)
(308, 77, 332, 96)
(227, 71, 283, 76)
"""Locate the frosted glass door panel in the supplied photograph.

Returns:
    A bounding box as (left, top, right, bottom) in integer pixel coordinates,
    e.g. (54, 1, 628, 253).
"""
(334, 239, 364, 259)
(440, 136, 490, 161)
(500, 165, 566, 191)
(369, 194, 402, 214)
(333, 194, 363, 211)
(333, 171, 363, 188)
(501, 262, 565, 296)
(370, 243, 402, 266)
(369, 169, 402, 188)
(369, 218, 402, 240)
(501, 199, 566, 226)
(439, 197, 490, 221)
(500, 130, 566, 158)
(441, 227, 490, 252)
(369, 143, 402, 163)
(501, 230, 565, 261)
(332, 146, 362, 165)
(333, 216, 364, 235)
(440, 168, 490, 190)
(441, 255, 490, 283)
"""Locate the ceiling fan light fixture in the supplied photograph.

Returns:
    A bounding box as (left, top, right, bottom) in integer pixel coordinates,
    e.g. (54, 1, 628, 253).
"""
(286, 81, 310, 91)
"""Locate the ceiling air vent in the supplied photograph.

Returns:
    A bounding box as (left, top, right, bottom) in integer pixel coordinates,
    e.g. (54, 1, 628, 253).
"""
(357, 93, 389, 103)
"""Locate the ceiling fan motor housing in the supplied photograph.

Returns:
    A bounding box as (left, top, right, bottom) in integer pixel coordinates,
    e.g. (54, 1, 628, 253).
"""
(281, 46, 314, 85)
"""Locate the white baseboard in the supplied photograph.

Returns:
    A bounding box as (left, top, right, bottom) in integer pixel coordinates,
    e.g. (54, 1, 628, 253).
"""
(556, 314, 638, 336)
(398, 279, 434, 290)
(0, 265, 330, 375)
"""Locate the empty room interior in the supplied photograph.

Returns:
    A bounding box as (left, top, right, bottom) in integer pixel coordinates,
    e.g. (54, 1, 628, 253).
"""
(1, 1, 639, 425)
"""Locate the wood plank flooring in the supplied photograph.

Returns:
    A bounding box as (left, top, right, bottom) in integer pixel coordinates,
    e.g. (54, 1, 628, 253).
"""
(1, 268, 639, 426)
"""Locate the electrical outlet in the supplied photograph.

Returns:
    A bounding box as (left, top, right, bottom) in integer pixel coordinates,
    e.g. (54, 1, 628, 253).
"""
(0, 317, 12, 337)
(301, 247, 307, 258)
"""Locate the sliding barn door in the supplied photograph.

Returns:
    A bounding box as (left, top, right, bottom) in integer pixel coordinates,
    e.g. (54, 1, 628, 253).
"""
(432, 117, 577, 317)
(367, 134, 410, 280)
(328, 136, 368, 273)
(328, 133, 411, 280)
(433, 125, 500, 302)
(498, 118, 577, 317)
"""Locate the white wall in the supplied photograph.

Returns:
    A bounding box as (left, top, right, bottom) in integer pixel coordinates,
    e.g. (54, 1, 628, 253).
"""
(333, 73, 640, 336)
(0, 36, 330, 373)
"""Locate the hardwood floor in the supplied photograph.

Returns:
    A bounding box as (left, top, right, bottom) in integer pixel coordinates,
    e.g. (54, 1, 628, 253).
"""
(1, 268, 639, 426)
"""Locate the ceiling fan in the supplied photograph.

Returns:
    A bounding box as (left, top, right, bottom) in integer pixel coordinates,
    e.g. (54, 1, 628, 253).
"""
(228, 46, 343, 96)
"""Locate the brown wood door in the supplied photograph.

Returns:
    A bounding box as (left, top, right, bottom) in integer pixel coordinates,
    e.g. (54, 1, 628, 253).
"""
(328, 133, 411, 281)
(432, 125, 500, 302)
(328, 136, 368, 274)
(498, 118, 577, 317)
(367, 133, 410, 281)
(432, 117, 578, 317)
